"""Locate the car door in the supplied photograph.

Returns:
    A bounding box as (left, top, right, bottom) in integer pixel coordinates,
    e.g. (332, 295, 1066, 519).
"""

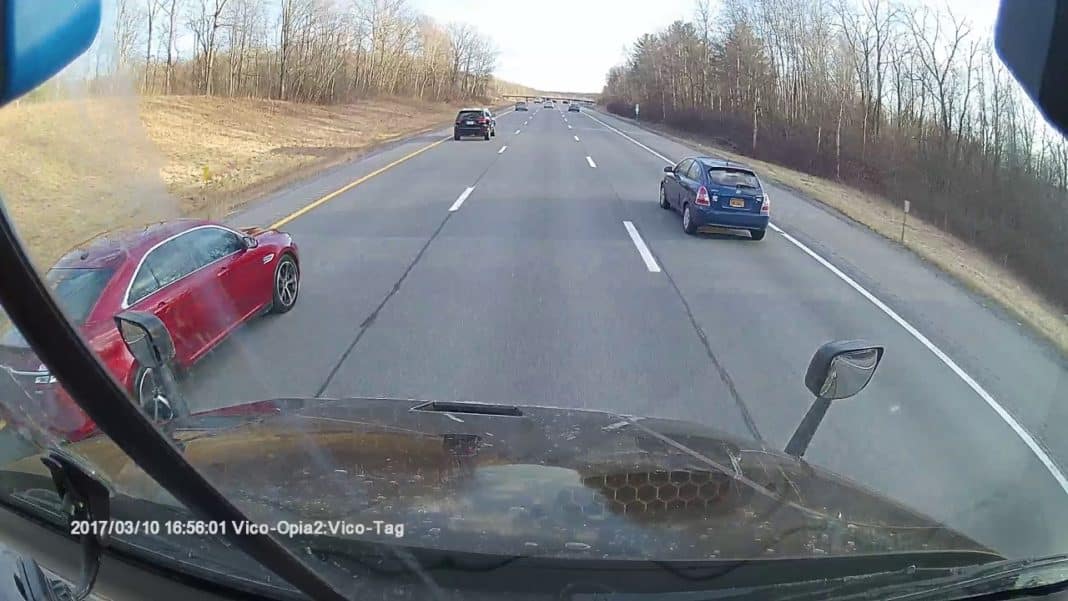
(667, 159, 692, 208)
(678, 160, 704, 206)
(185, 227, 267, 345)
(126, 235, 207, 367)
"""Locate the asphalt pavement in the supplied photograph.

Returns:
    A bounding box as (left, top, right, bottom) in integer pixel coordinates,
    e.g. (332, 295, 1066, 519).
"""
(161, 103, 1068, 560)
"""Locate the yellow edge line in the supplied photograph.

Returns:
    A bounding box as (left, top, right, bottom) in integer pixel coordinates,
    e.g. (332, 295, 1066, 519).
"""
(268, 136, 448, 230)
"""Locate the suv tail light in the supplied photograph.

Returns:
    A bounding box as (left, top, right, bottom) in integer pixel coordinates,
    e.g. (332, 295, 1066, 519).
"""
(478, 117, 488, 124)
(695, 186, 710, 206)
(760, 193, 770, 215)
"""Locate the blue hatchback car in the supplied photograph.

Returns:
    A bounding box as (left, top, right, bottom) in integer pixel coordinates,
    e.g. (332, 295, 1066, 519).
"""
(660, 157, 769, 240)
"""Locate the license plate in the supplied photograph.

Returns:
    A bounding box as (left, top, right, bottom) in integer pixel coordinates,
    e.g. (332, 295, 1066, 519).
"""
(465, 121, 474, 125)
(730, 198, 745, 208)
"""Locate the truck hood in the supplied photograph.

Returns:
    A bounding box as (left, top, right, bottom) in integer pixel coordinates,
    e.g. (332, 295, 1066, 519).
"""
(44, 397, 998, 563)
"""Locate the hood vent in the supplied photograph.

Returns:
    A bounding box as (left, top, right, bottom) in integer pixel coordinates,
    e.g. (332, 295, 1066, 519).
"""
(411, 401, 523, 417)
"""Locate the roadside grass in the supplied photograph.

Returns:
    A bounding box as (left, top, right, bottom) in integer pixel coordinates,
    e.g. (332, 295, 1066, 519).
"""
(629, 118, 1068, 356)
(0, 95, 467, 268)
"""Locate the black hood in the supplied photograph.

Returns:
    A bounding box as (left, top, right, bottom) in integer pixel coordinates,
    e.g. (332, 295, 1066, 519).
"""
(50, 397, 998, 565)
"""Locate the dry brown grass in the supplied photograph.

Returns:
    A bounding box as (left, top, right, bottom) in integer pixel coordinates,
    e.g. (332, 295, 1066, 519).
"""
(639, 121, 1068, 355)
(0, 95, 468, 268)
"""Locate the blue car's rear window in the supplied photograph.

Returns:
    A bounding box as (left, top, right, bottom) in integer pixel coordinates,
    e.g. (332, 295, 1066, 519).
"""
(709, 168, 760, 189)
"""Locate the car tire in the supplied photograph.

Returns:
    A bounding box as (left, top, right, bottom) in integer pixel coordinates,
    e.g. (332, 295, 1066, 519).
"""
(659, 185, 670, 209)
(491, 128, 496, 137)
(133, 366, 174, 422)
(454, 133, 460, 141)
(749, 229, 766, 241)
(682, 204, 698, 235)
(269, 253, 299, 314)
(484, 131, 491, 140)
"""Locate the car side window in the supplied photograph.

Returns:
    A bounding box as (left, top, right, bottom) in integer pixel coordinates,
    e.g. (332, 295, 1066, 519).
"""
(676, 159, 693, 177)
(127, 265, 161, 305)
(128, 236, 200, 304)
(686, 162, 704, 181)
(185, 227, 245, 268)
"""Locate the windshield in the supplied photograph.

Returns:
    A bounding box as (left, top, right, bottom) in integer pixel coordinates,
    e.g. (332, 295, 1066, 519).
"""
(708, 168, 760, 189)
(1, 0, 1067, 598)
(44, 268, 114, 325)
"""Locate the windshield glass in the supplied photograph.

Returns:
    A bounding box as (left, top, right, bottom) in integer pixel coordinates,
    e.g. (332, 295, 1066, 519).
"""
(1, 0, 1067, 598)
(44, 268, 114, 325)
(708, 168, 760, 189)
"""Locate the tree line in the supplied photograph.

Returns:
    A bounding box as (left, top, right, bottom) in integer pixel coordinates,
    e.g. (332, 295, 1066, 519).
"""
(106, 0, 504, 103)
(602, 0, 1068, 308)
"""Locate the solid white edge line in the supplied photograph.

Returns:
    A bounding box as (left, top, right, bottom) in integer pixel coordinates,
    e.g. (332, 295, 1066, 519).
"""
(586, 156, 596, 168)
(449, 186, 475, 212)
(767, 222, 1068, 494)
(574, 135, 580, 141)
(584, 111, 674, 164)
(588, 107, 1068, 495)
(623, 221, 661, 273)
(498, 145, 508, 154)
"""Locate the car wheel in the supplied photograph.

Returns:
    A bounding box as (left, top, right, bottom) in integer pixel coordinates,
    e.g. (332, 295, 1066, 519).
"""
(269, 253, 299, 314)
(484, 131, 491, 140)
(749, 229, 766, 241)
(659, 185, 670, 209)
(454, 133, 460, 141)
(134, 366, 175, 422)
(491, 128, 496, 137)
(682, 204, 697, 235)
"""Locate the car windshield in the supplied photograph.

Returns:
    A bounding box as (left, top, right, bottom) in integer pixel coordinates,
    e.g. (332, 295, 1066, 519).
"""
(708, 168, 760, 189)
(1, 0, 1067, 599)
(44, 268, 114, 325)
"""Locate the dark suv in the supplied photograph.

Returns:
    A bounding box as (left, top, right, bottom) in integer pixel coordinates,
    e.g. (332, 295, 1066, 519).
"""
(454, 108, 496, 141)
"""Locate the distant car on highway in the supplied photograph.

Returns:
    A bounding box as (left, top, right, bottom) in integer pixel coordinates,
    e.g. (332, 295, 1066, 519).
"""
(660, 158, 769, 239)
(543, 101, 553, 108)
(0, 219, 300, 440)
(515, 101, 528, 111)
(454, 108, 496, 140)
(568, 103, 580, 112)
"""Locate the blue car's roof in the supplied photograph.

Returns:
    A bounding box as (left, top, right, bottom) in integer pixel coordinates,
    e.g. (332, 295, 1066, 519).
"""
(694, 157, 756, 173)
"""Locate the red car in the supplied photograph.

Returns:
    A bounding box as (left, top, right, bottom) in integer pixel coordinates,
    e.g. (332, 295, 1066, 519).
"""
(0, 219, 299, 441)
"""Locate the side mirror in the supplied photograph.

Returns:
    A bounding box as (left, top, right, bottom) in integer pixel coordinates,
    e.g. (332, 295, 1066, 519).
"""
(804, 340, 883, 400)
(0, 0, 102, 107)
(114, 311, 189, 419)
(243, 235, 259, 249)
(995, 1, 1068, 137)
(115, 311, 174, 369)
(785, 340, 884, 458)
(663, 166, 674, 174)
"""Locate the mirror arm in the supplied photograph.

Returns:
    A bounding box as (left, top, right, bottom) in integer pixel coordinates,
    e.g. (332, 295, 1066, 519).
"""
(158, 364, 189, 419)
(784, 396, 832, 458)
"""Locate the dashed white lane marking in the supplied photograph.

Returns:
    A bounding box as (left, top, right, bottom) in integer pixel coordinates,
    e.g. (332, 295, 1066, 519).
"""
(574, 135, 580, 141)
(515, 129, 521, 134)
(623, 221, 661, 273)
(449, 186, 475, 212)
(498, 145, 508, 154)
(583, 108, 1068, 495)
(586, 156, 596, 168)
(567, 124, 573, 129)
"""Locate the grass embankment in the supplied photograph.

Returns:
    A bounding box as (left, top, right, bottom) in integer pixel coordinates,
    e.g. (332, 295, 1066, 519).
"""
(0, 95, 474, 267)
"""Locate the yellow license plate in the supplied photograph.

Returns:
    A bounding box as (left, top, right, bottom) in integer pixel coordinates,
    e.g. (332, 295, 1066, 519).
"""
(730, 198, 745, 208)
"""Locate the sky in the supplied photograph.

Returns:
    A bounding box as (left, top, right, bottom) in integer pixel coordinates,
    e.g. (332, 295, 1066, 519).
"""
(408, 0, 1002, 93)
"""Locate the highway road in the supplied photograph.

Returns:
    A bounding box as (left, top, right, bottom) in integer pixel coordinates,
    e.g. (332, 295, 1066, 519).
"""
(159, 103, 1068, 560)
